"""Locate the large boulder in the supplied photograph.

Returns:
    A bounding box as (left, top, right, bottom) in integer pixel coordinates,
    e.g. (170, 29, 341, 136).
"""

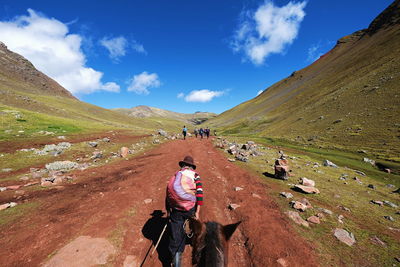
(158, 129, 168, 137)
(275, 159, 290, 180)
(333, 228, 356, 246)
(294, 185, 320, 194)
(120, 147, 130, 158)
(300, 177, 315, 187)
(285, 211, 309, 227)
(323, 160, 338, 168)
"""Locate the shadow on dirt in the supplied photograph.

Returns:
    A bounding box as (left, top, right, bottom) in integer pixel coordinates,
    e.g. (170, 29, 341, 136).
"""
(141, 210, 171, 267)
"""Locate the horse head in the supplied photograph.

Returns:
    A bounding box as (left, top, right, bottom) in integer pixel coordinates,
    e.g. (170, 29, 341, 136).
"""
(189, 217, 241, 267)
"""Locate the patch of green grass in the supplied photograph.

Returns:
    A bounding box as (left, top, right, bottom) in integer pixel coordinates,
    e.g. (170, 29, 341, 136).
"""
(215, 136, 400, 267)
(0, 201, 40, 227)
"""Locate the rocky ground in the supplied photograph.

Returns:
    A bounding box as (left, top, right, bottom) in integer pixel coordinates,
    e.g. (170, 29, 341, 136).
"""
(0, 134, 320, 267)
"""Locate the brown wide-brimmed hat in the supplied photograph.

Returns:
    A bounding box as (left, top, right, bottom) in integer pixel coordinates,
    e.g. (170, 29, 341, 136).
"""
(179, 155, 196, 169)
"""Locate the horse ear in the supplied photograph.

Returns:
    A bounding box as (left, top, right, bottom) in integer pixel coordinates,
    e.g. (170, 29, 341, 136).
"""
(189, 217, 205, 236)
(223, 221, 241, 241)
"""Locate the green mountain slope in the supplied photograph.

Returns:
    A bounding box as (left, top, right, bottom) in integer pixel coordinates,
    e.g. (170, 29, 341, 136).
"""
(209, 0, 400, 159)
(0, 43, 181, 141)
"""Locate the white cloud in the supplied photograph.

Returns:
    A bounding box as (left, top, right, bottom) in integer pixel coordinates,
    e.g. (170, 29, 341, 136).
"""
(257, 90, 263, 96)
(177, 92, 184, 98)
(0, 9, 120, 95)
(132, 40, 146, 54)
(100, 36, 146, 61)
(127, 71, 161, 95)
(183, 90, 224, 103)
(232, 1, 307, 65)
(100, 36, 127, 61)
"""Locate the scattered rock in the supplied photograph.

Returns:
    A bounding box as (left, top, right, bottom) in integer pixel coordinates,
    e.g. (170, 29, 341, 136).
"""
(333, 119, 343, 124)
(88, 141, 98, 147)
(383, 201, 398, 208)
(120, 147, 130, 158)
(35, 142, 72, 156)
(384, 215, 395, 221)
(370, 200, 383, 206)
(299, 198, 313, 209)
(353, 177, 362, 184)
(144, 199, 153, 204)
(228, 203, 240, 210)
(317, 208, 333, 215)
(46, 161, 78, 171)
(386, 184, 395, 188)
(276, 258, 289, 267)
(323, 160, 338, 168)
(338, 214, 345, 224)
(285, 211, 309, 227)
(0, 187, 6, 192)
(367, 184, 376, 189)
(370, 236, 386, 247)
(333, 228, 356, 246)
(251, 193, 261, 199)
(280, 192, 293, 199)
(234, 187, 243, 191)
(300, 177, 315, 187)
(91, 151, 103, 160)
(102, 137, 110, 142)
(57, 136, 66, 140)
(294, 185, 320, 194)
(363, 158, 375, 165)
(24, 181, 39, 187)
(338, 205, 351, 212)
(307, 216, 320, 224)
(291, 201, 307, 212)
(2, 168, 12, 172)
(228, 158, 236, 162)
(6, 185, 21, 190)
(275, 158, 289, 180)
(0, 202, 17, 211)
(158, 129, 168, 137)
(355, 170, 366, 176)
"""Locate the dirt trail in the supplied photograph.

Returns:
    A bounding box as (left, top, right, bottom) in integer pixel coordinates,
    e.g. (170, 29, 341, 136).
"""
(0, 137, 319, 267)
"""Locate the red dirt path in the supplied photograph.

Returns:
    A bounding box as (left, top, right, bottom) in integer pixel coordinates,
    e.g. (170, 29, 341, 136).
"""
(0, 137, 319, 267)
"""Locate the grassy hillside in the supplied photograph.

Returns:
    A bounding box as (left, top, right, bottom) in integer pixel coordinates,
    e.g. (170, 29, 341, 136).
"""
(0, 44, 183, 141)
(209, 1, 400, 161)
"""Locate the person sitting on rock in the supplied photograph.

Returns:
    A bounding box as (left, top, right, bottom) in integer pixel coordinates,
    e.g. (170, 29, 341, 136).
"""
(166, 156, 203, 266)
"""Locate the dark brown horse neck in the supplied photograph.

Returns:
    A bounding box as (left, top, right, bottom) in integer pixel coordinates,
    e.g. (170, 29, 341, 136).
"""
(191, 220, 241, 267)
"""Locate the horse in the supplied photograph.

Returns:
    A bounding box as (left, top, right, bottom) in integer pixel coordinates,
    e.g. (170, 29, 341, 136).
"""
(189, 217, 241, 267)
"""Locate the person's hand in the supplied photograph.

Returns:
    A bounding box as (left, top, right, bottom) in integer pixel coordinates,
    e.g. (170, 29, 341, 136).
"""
(195, 211, 200, 219)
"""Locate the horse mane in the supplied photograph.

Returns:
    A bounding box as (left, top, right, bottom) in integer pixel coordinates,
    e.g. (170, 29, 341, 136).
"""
(193, 222, 225, 266)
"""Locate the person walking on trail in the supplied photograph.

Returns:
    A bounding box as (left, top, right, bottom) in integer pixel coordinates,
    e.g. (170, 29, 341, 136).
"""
(194, 128, 199, 138)
(199, 128, 204, 139)
(205, 127, 210, 139)
(182, 126, 187, 140)
(165, 156, 203, 267)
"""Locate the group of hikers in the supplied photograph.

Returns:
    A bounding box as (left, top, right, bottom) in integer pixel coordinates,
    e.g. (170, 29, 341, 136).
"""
(181, 125, 214, 140)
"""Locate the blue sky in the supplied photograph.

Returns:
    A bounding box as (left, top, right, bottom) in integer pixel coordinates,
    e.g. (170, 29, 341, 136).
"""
(0, 0, 393, 114)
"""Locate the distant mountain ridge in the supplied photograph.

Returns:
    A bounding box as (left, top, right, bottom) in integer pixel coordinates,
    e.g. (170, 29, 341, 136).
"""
(114, 105, 217, 125)
(209, 0, 400, 158)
